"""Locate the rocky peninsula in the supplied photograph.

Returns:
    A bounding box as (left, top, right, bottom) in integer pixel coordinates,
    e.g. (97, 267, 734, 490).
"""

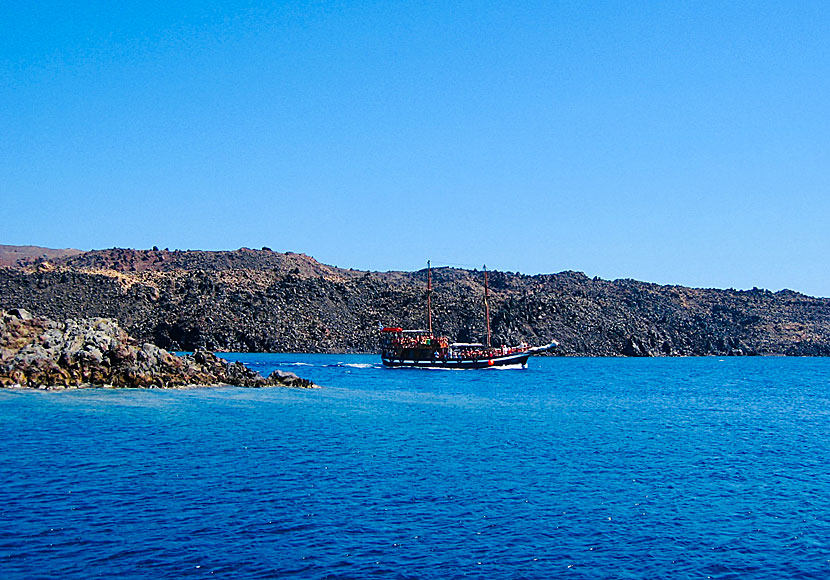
(2, 245, 830, 356)
(0, 308, 317, 389)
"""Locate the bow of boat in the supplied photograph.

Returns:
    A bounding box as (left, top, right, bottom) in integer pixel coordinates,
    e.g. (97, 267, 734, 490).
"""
(527, 340, 558, 355)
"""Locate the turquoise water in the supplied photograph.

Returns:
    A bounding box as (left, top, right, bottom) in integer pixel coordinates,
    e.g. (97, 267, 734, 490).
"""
(1, 355, 830, 578)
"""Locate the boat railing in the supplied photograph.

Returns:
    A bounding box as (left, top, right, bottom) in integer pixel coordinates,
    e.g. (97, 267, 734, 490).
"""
(446, 343, 530, 359)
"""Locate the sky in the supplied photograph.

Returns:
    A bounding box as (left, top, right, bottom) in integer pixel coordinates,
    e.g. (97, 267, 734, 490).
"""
(2, 1, 829, 296)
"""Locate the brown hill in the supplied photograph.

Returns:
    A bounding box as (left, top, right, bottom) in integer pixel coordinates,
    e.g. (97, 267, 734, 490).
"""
(54, 247, 357, 280)
(0, 245, 83, 268)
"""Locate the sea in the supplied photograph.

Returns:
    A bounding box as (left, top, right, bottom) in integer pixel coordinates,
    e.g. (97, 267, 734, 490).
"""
(1, 355, 829, 579)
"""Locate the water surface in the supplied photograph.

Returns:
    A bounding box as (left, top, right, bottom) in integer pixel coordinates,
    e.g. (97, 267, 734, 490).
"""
(2, 356, 829, 578)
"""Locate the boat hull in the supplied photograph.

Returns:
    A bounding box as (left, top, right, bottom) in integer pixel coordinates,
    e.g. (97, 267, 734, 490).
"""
(381, 351, 532, 369)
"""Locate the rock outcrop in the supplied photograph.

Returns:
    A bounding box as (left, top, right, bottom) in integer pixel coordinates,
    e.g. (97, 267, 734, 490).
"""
(0, 309, 317, 389)
(2, 246, 830, 356)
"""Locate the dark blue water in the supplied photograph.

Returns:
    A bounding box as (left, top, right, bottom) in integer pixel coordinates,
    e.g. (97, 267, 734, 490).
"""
(2, 356, 830, 579)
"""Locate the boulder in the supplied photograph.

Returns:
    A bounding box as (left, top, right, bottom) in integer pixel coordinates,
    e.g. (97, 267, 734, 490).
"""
(0, 310, 318, 389)
(7, 308, 32, 320)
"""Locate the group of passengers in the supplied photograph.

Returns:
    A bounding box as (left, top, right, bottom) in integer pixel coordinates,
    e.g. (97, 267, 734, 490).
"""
(383, 334, 529, 359)
(388, 336, 449, 349)
(450, 344, 528, 359)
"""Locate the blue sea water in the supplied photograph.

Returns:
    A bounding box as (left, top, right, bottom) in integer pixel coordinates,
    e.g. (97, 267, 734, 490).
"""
(1, 356, 830, 579)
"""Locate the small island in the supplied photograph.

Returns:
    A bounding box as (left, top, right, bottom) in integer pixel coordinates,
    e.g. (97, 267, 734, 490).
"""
(0, 309, 317, 390)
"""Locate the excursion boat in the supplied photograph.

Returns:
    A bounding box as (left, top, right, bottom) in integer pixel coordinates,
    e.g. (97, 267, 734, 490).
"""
(380, 262, 557, 369)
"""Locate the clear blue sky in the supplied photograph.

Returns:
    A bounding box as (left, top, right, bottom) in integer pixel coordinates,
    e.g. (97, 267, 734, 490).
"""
(2, 2, 829, 296)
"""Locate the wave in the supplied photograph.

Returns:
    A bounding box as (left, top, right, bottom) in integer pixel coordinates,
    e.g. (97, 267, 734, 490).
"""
(320, 362, 383, 369)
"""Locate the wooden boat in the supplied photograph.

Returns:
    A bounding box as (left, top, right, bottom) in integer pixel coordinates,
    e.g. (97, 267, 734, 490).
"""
(380, 262, 557, 368)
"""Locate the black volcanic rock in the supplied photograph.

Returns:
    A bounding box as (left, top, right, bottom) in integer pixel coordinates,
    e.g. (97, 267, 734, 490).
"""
(0, 309, 317, 389)
(1, 246, 830, 356)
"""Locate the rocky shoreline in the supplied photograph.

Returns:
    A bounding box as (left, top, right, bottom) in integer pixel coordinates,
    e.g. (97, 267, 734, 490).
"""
(2, 246, 830, 356)
(0, 309, 317, 390)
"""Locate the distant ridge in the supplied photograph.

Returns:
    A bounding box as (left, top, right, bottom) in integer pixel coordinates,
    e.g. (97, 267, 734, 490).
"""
(52, 246, 356, 280)
(0, 245, 83, 268)
(1, 245, 829, 356)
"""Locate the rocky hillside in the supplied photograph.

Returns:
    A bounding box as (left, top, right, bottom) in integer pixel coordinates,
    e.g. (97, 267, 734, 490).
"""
(1, 245, 829, 356)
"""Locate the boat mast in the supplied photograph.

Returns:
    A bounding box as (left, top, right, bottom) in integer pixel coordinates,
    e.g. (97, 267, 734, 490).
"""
(484, 265, 491, 347)
(427, 260, 433, 336)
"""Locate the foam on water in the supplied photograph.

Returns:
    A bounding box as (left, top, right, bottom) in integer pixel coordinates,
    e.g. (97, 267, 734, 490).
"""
(324, 362, 383, 369)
